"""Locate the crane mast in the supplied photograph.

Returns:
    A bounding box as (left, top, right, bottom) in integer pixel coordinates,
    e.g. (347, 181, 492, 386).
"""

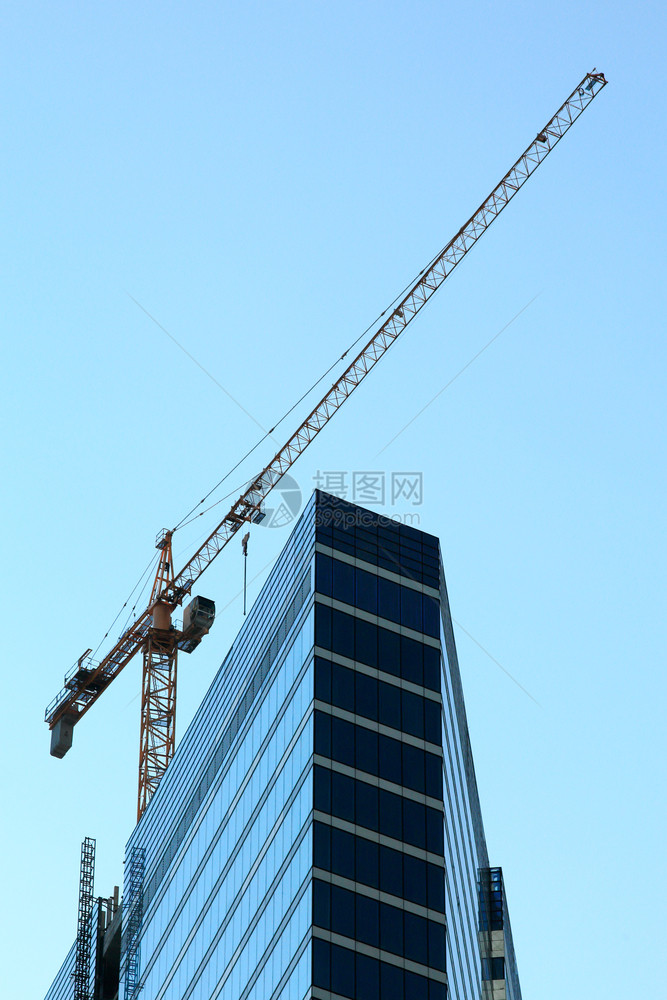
(45, 70, 607, 819)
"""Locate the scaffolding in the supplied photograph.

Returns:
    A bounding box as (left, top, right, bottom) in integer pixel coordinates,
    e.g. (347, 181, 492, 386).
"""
(124, 846, 146, 999)
(73, 837, 96, 1000)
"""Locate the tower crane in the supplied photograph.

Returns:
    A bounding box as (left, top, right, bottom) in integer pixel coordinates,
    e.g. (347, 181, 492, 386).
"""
(45, 70, 607, 820)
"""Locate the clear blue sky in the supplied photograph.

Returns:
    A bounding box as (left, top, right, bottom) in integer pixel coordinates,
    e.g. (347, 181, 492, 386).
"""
(1, 3, 665, 997)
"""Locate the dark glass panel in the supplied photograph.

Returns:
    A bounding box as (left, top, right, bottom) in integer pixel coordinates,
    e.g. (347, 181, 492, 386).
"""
(424, 699, 441, 745)
(314, 711, 332, 758)
(401, 587, 422, 631)
(427, 863, 445, 912)
(426, 806, 445, 855)
(356, 567, 378, 614)
(355, 779, 379, 832)
(331, 826, 355, 879)
(312, 938, 330, 988)
(405, 971, 429, 1000)
(400, 634, 423, 686)
(378, 734, 401, 786)
(332, 662, 354, 713)
(355, 953, 380, 1000)
(315, 656, 332, 702)
(402, 690, 424, 739)
(315, 603, 332, 650)
(379, 788, 402, 841)
(378, 577, 400, 622)
(313, 879, 331, 929)
(355, 893, 379, 948)
(377, 628, 400, 677)
(423, 595, 440, 638)
(355, 618, 378, 668)
(403, 854, 427, 908)
(402, 743, 425, 794)
(315, 553, 333, 596)
(378, 681, 401, 731)
(333, 559, 355, 605)
(331, 944, 355, 998)
(423, 646, 441, 691)
(314, 765, 331, 813)
(429, 981, 447, 1000)
(332, 770, 355, 823)
(380, 962, 403, 1000)
(355, 671, 378, 722)
(332, 609, 355, 660)
(355, 835, 379, 888)
(313, 821, 331, 871)
(404, 910, 428, 966)
(332, 716, 355, 768)
(380, 901, 403, 955)
(425, 753, 443, 799)
(379, 844, 402, 898)
(428, 920, 446, 971)
(355, 725, 378, 776)
(403, 798, 426, 850)
(331, 884, 355, 939)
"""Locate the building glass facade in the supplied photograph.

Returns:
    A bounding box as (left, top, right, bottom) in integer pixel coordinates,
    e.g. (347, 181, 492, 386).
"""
(44, 490, 522, 1000)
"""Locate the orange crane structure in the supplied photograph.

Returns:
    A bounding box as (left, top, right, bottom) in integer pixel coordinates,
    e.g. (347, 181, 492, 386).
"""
(45, 70, 607, 821)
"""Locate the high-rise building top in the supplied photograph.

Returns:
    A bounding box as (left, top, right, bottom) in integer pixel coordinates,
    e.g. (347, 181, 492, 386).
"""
(45, 490, 522, 1000)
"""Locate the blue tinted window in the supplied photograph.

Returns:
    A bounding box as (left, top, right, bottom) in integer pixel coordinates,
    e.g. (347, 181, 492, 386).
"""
(331, 943, 355, 998)
(403, 743, 425, 793)
(356, 568, 378, 614)
(315, 657, 332, 701)
(427, 863, 445, 911)
(332, 771, 354, 822)
(379, 734, 402, 785)
(332, 609, 355, 660)
(355, 836, 379, 888)
(402, 690, 424, 738)
(380, 962, 403, 1000)
(405, 911, 428, 965)
(428, 920, 446, 971)
(355, 671, 378, 721)
(313, 879, 331, 929)
(333, 559, 355, 605)
(405, 970, 429, 1000)
(423, 595, 440, 637)
(379, 682, 401, 730)
(380, 901, 403, 954)
(378, 577, 400, 623)
(426, 806, 444, 855)
(315, 711, 332, 757)
(312, 938, 330, 988)
(401, 634, 423, 686)
(380, 845, 402, 898)
(355, 780, 379, 832)
(332, 826, 355, 878)
(332, 885, 355, 938)
(356, 953, 380, 1000)
(378, 628, 400, 677)
(380, 789, 402, 841)
(355, 726, 378, 776)
(423, 646, 440, 690)
(355, 893, 379, 948)
(425, 753, 442, 799)
(314, 765, 331, 812)
(313, 821, 331, 870)
(404, 854, 427, 907)
(429, 981, 447, 1000)
(401, 587, 422, 631)
(332, 663, 354, 712)
(315, 553, 333, 596)
(403, 798, 426, 850)
(424, 699, 441, 745)
(315, 603, 332, 649)
(356, 618, 378, 668)
(332, 716, 355, 767)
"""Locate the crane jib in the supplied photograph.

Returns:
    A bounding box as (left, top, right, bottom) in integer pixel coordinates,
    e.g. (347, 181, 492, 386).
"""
(45, 71, 607, 762)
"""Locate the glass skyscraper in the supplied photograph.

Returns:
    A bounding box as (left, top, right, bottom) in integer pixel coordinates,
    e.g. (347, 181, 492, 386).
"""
(45, 490, 522, 1000)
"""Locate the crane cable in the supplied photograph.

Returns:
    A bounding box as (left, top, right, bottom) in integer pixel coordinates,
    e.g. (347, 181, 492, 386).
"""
(171, 246, 446, 534)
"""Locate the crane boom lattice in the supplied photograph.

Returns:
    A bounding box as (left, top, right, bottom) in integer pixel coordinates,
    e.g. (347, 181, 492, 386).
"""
(45, 70, 607, 817)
